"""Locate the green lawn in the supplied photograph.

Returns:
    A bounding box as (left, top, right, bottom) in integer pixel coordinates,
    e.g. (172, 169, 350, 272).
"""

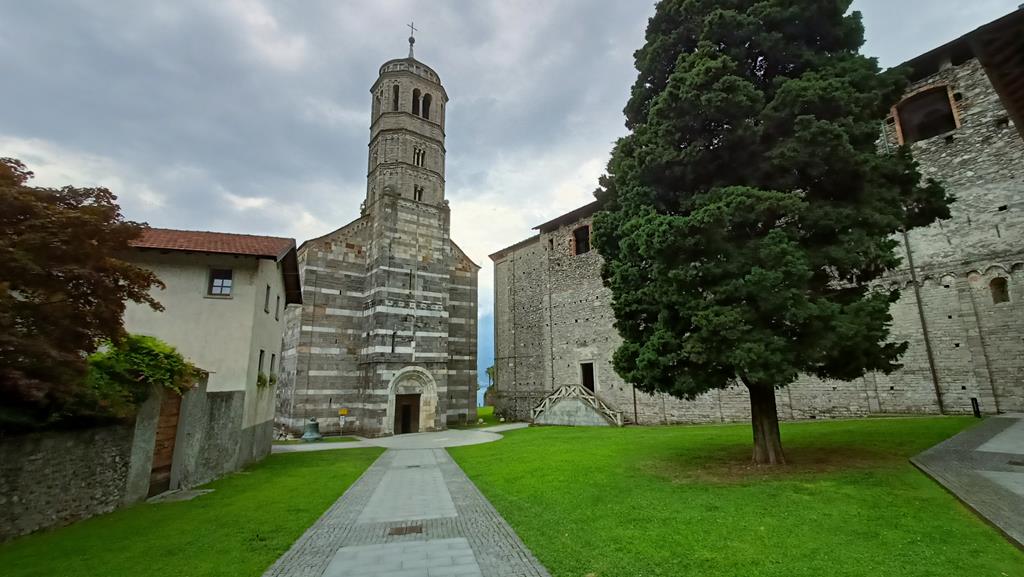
(449, 417, 1024, 577)
(0, 447, 383, 577)
(450, 405, 500, 429)
(273, 435, 359, 445)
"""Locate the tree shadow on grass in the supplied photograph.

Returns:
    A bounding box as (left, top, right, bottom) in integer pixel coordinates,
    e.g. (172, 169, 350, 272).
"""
(642, 444, 907, 485)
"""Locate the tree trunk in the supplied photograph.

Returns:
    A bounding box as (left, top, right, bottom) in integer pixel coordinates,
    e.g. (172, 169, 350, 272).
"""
(747, 383, 786, 465)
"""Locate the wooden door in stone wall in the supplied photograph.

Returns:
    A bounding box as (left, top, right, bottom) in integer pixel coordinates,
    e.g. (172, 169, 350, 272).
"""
(148, 393, 182, 497)
(394, 394, 421, 434)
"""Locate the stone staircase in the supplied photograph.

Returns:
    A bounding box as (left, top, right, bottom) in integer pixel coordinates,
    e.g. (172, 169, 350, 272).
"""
(531, 385, 624, 427)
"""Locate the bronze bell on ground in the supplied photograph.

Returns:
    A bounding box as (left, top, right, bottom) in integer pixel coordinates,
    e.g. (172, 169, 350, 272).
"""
(301, 417, 323, 442)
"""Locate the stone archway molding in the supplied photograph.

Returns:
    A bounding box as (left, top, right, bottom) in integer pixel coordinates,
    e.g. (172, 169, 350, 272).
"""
(385, 366, 439, 436)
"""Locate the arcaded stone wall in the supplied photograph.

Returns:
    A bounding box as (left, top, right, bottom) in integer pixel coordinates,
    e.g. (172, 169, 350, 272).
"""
(492, 55, 1023, 423)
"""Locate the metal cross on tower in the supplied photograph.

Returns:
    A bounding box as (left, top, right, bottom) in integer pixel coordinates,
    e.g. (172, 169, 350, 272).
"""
(407, 21, 418, 58)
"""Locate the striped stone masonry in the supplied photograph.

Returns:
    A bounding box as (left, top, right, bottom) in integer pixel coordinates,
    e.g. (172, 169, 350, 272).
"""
(276, 51, 479, 437)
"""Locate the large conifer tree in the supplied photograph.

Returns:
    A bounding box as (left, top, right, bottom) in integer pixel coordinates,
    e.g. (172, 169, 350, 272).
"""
(593, 0, 951, 464)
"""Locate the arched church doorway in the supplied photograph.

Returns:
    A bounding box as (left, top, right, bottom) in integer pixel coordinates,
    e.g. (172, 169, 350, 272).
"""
(394, 394, 420, 434)
(386, 367, 438, 435)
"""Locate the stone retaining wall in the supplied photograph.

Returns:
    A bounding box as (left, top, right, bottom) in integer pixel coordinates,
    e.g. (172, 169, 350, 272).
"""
(0, 376, 259, 542)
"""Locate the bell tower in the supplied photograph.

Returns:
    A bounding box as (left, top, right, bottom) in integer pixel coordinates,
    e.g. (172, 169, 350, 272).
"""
(365, 32, 448, 212)
(277, 33, 479, 438)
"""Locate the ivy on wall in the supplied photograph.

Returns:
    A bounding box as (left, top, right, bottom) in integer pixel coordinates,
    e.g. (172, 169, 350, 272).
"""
(74, 335, 201, 421)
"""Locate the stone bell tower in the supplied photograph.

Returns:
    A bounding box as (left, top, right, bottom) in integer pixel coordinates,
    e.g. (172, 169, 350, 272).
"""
(276, 34, 478, 439)
(365, 34, 449, 211)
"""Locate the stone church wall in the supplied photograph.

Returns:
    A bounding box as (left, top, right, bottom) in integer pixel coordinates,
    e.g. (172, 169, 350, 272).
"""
(447, 248, 480, 424)
(278, 217, 373, 435)
(492, 55, 1023, 423)
(277, 197, 480, 437)
(277, 53, 477, 438)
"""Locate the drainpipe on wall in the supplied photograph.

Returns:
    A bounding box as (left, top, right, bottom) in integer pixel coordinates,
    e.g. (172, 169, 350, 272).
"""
(902, 230, 945, 414)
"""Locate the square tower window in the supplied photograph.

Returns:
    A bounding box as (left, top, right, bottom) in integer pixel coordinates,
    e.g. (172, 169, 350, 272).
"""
(896, 87, 958, 144)
(573, 225, 591, 255)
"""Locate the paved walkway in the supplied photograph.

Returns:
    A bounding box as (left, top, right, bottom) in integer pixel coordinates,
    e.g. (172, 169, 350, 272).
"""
(912, 414, 1024, 548)
(273, 424, 530, 454)
(263, 445, 550, 577)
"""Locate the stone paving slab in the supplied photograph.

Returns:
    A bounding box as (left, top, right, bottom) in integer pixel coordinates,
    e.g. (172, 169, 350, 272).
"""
(912, 415, 1024, 548)
(322, 538, 482, 577)
(262, 448, 550, 577)
(978, 417, 1024, 454)
(357, 456, 458, 523)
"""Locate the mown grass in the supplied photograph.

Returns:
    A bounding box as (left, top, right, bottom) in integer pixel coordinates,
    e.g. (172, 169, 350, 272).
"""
(450, 405, 500, 429)
(0, 448, 383, 577)
(449, 417, 1024, 577)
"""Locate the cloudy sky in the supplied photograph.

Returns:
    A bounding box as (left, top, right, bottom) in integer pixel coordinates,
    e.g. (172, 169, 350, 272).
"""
(2, 0, 1018, 388)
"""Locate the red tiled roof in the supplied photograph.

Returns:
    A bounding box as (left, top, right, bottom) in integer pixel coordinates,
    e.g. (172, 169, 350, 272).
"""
(131, 228, 296, 260)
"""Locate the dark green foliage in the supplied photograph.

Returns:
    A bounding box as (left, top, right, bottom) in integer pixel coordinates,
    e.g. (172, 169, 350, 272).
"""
(78, 335, 200, 421)
(0, 158, 164, 431)
(593, 1, 951, 413)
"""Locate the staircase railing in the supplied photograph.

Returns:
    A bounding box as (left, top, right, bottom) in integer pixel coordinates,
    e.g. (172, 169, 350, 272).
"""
(531, 385, 624, 427)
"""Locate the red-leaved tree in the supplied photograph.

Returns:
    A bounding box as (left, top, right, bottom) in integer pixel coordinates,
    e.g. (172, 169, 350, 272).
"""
(0, 158, 164, 430)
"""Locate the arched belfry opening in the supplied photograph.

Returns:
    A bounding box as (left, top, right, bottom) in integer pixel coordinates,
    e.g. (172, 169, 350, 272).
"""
(423, 94, 432, 119)
(412, 88, 421, 116)
(991, 277, 1010, 304)
(392, 84, 400, 111)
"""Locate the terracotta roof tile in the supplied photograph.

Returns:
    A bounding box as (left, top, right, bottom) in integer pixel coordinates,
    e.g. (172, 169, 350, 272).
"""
(131, 228, 296, 260)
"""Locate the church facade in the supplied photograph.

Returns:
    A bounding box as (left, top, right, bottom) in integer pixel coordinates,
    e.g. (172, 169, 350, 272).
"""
(491, 11, 1024, 425)
(276, 43, 479, 437)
